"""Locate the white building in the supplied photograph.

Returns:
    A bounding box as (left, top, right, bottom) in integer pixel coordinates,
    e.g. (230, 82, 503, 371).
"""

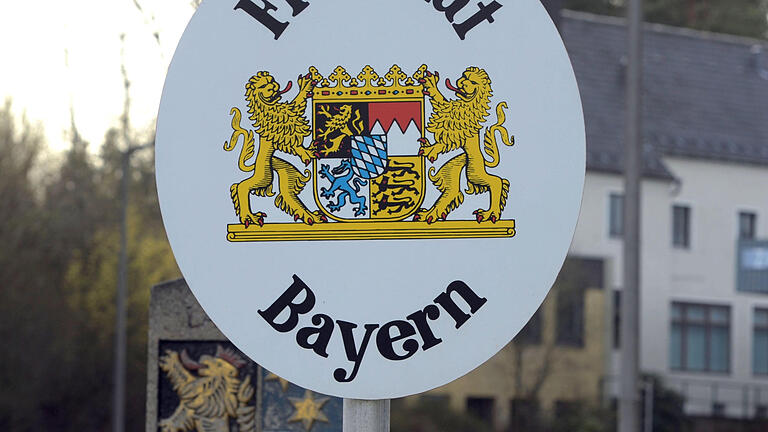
(561, 10, 768, 418)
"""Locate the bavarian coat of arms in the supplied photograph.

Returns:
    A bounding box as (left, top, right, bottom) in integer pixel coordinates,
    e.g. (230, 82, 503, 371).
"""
(223, 64, 516, 242)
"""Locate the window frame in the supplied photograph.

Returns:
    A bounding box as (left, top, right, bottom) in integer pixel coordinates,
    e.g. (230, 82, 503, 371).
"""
(613, 290, 621, 349)
(609, 193, 624, 238)
(753, 308, 768, 375)
(555, 284, 585, 347)
(739, 211, 757, 240)
(553, 258, 604, 348)
(466, 396, 495, 426)
(509, 398, 540, 431)
(670, 301, 731, 374)
(672, 205, 691, 249)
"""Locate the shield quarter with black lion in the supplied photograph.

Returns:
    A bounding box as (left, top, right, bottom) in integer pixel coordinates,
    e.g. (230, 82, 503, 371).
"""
(311, 65, 426, 222)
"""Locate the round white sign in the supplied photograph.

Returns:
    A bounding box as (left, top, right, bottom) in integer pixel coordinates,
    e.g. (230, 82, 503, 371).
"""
(156, 0, 585, 399)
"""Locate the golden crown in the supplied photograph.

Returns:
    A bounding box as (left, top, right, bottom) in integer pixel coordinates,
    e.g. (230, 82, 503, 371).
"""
(309, 64, 429, 101)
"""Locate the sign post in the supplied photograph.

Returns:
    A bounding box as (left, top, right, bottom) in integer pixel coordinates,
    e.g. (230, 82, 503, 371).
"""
(156, 0, 585, 426)
(620, 0, 644, 431)
(343, 399, 390, 432)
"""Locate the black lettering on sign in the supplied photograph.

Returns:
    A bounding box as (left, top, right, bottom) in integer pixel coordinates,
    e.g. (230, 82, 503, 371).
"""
(425, 0, 504, 40)
(406, 305, 442, 350)
(430, 0, 470, 23)
(233, 0, 503, 42)
(433, 280, 488, 328)
(259, 276, 487, 383)
(296, 313, 334, 358)
(376, 320, 420, 361)
(284, 0, 310, 16)
(258, 274, 315, 332)
(452, 1, 503, 40)
(233, 0, 311, 40)
(333, 321, 379, 383)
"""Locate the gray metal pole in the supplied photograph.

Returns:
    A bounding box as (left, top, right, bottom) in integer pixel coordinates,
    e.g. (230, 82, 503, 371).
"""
(113, 151, 129, 432)
(343, 399, 390, 432)
(113, 34, 131, 432)
(643, 379, 653, 432)
(619, 0, 643, 431)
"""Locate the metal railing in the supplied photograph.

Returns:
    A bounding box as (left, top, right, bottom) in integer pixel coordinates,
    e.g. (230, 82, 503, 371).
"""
(602, 375, 768, 420)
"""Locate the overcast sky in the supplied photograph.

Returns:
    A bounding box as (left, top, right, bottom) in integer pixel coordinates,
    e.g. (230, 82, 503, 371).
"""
(0, 0, 195, 150)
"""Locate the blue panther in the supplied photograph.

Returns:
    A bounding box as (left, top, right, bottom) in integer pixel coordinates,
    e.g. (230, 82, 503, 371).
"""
(319, 159, 368, 217)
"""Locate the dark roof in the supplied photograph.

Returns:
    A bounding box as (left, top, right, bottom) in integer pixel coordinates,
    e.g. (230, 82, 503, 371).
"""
(560, 10, 768, 179)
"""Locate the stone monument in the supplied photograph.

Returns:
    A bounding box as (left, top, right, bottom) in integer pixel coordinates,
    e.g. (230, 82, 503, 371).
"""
(146, 279, 342, 432)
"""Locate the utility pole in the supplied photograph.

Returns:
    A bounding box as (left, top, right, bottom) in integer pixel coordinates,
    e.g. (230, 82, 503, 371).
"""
(643, 379, 654, 432)
(112, 33, 131, 432)
(113, 0, 169, 425)
(113, 141, 150, 432)
(113, 151, 128, 432)
(112, 32, 151, 432)
(619, 0, 643, 431)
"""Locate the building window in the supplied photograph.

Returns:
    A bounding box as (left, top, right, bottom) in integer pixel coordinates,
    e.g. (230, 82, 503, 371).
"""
(516, 306, 542, 344)
(737, 241, 768, 293)
(609, 193, 624, 238)
(670, 302, 730, 373)
(673, 205, 691, 248)
(554, 258, 604, 348)
(756, 404, 768, 419)
(510, 398, 540, 430)
(740, 212, 757, 240)
(712, 402, 726, 417)
(613, 290, 621, 349)
(754, 309, 768, 375)
(466, 397, 494, 426)
(556, 284, 584, 347)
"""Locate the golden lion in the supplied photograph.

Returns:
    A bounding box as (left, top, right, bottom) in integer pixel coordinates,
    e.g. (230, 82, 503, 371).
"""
(415, 66, 514, 224)
(224, 71, 326, 227)
(314, 104, 363, 156)
(158, 347, 255, 432)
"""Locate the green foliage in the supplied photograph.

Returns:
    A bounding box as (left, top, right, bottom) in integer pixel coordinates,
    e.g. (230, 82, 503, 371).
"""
(545, 377, 689, 432)
(0, 102, 179, 431)
(389, 377, 691, 432)
(564, 0, 768, 39)
(643, 375, 691, 432)
(555, 405, 615, 432)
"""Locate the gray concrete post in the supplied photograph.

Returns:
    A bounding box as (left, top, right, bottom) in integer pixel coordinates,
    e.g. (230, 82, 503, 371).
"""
(619, 0, 644, 431)
(343, 399, 390, 432)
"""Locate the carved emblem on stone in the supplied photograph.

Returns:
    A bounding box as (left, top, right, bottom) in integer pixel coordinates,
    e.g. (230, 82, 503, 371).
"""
(158, 345, 256, 432)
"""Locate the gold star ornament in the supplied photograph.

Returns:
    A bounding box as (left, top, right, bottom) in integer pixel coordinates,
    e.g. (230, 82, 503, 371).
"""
(287, 390, 330, 431)
(265, 372, 291, 392)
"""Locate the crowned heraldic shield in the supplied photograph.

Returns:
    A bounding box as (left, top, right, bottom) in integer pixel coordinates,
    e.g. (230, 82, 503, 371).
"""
(224, 64, 516, 241)
(312, 65, 427, 222)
